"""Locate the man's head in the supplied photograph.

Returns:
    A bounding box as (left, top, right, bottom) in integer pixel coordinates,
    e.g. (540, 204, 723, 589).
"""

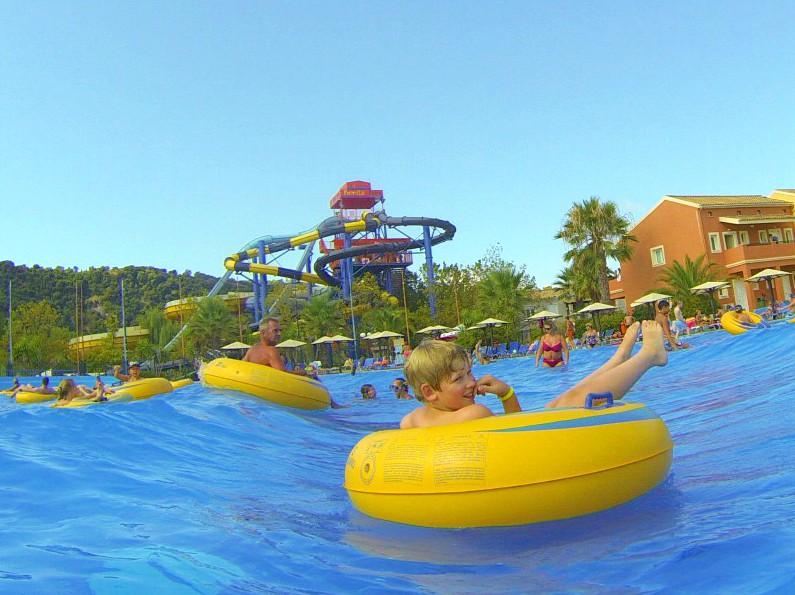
(129, 362, 141, 372)
(258, 317, 282, 346)
(405, 340, 470, 402)
(657, 300, 670, 312)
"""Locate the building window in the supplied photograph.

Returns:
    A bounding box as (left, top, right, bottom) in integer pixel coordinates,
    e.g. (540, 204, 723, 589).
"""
(722, 232, 738, 249)
(708, 232, 722, 253)
(650, 245, 665, 267)
(784, 228, 794, 243)
(718, 287, 729, 298)
(739, 231, 749, 245)
(768, 228, 782, 244)
(759, 230, 769, 244)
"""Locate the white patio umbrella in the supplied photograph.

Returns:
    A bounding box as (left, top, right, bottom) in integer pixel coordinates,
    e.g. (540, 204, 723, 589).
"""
(416, 325, 454, 334)
(576, 303, 617, 334)
(221, 341, 251, 350)
(746, 268, 791, 310)
(690, 281, 730, 314)
(474, 317, 509, 347)
(630, 292, 672, 307)
(275, 339, 307, 348)
(364, 330, 403, 359)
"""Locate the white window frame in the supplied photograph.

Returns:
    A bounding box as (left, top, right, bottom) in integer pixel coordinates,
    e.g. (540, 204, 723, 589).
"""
(708, 232, 722, 253)
(784, 228, 794, 243)
(650, 245, 666, 267)
(759, 230, 769, 244)
(718, 287, 729, 298)
(739, 231, 750, 245)
(768, 228, 782, 243)
(722, 231, 738, 250)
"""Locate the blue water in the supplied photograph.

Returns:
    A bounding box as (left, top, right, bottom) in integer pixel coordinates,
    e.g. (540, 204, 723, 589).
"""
(1, 324, 794, 594)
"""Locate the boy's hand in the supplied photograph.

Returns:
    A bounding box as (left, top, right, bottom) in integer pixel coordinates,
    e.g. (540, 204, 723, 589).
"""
(475, 375, 510, 398)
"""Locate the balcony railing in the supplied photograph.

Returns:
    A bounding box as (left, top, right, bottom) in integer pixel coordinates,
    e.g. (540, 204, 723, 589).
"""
(721, 241, 795, 266)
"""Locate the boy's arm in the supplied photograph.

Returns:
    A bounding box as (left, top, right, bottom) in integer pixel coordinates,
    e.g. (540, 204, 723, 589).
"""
(476, 375, 522, 414)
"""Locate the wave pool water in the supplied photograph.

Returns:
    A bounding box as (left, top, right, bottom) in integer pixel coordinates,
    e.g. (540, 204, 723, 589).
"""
(1, 323, 794, 593)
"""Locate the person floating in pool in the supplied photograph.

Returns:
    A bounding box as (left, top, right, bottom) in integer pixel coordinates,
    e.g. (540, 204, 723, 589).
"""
(8, 376, 56, 397)
(114, 362, 142, 382)
(244, 318, 307, 376)
(729, 304, 753, 324)
(52, 378, 106, 406)
(244, 317, 347, 408)
(391, 378, 413, 399)
(535, 321, 569, 368)
(2, 378, 22, 396)
(400, 321, 667, 429)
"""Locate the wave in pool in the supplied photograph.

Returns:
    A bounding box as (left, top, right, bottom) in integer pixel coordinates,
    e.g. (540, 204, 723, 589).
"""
(1, 323, 794, 593)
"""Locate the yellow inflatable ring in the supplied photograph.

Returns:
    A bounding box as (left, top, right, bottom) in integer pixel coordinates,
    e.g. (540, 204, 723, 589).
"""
(200, 358, 331, 410)
(16, 391, 58, 404)
(720, 310, 764, 335)
(345, 402, 673, 528)
(55, 377, 174, 408)
(170, 378, 194, 390)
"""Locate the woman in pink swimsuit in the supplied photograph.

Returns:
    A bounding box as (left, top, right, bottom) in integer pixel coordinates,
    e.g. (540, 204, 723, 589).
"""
(535, 321, 569, 368)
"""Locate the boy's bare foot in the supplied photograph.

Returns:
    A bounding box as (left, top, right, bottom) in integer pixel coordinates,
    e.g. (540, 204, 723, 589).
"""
(613, 321, 640, 363)
(638, 320, 668, 367)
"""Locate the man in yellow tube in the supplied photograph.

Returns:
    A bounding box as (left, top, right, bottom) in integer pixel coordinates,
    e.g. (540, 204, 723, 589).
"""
(243, 318, 292, 371)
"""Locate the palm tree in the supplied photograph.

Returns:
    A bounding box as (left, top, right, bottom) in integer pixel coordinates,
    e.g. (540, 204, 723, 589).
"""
(556, 197, 636, 303)
(477, 264, 534, 338)
(656, 254, 719, 313)
(299, 291, 344, 340)
(185, 297, 238, 356)
(553, 265, 592, 313)
(364, 306, 404, 334)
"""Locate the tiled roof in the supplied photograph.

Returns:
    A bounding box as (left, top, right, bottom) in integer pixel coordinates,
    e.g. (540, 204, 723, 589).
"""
(666, 195, 790, 207)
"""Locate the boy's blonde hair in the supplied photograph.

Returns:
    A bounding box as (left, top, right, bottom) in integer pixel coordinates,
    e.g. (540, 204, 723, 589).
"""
(404, 340, 471, 402)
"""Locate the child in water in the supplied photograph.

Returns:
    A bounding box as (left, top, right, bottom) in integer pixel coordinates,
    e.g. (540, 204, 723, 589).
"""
(400, 321, 666, 429)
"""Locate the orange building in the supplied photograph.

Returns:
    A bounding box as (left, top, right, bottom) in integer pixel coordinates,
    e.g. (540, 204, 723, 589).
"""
(610, 190, 795, 311)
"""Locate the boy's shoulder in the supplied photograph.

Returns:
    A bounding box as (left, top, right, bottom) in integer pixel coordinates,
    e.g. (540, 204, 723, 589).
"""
(400, 403, 492, 429)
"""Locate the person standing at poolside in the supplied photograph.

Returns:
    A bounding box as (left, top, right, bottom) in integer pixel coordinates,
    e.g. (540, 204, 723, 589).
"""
(673, 301, 689, 339)
(565, 316, 576, 350)
(621, 310, 635, 337)
(655, 300, 685, 350)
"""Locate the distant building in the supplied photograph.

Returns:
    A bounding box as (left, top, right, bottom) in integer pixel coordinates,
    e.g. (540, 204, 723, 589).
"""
(610, 190, 795, 310)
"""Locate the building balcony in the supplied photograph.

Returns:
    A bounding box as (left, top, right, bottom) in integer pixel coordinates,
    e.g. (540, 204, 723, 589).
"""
(721, 241, 795, 269)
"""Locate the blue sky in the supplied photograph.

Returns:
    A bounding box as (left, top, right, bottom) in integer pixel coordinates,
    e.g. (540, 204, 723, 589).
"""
(2, 1, 793, 289)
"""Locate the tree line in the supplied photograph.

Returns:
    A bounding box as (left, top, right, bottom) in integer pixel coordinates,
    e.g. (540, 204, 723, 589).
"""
(1, 196, 725, 374)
